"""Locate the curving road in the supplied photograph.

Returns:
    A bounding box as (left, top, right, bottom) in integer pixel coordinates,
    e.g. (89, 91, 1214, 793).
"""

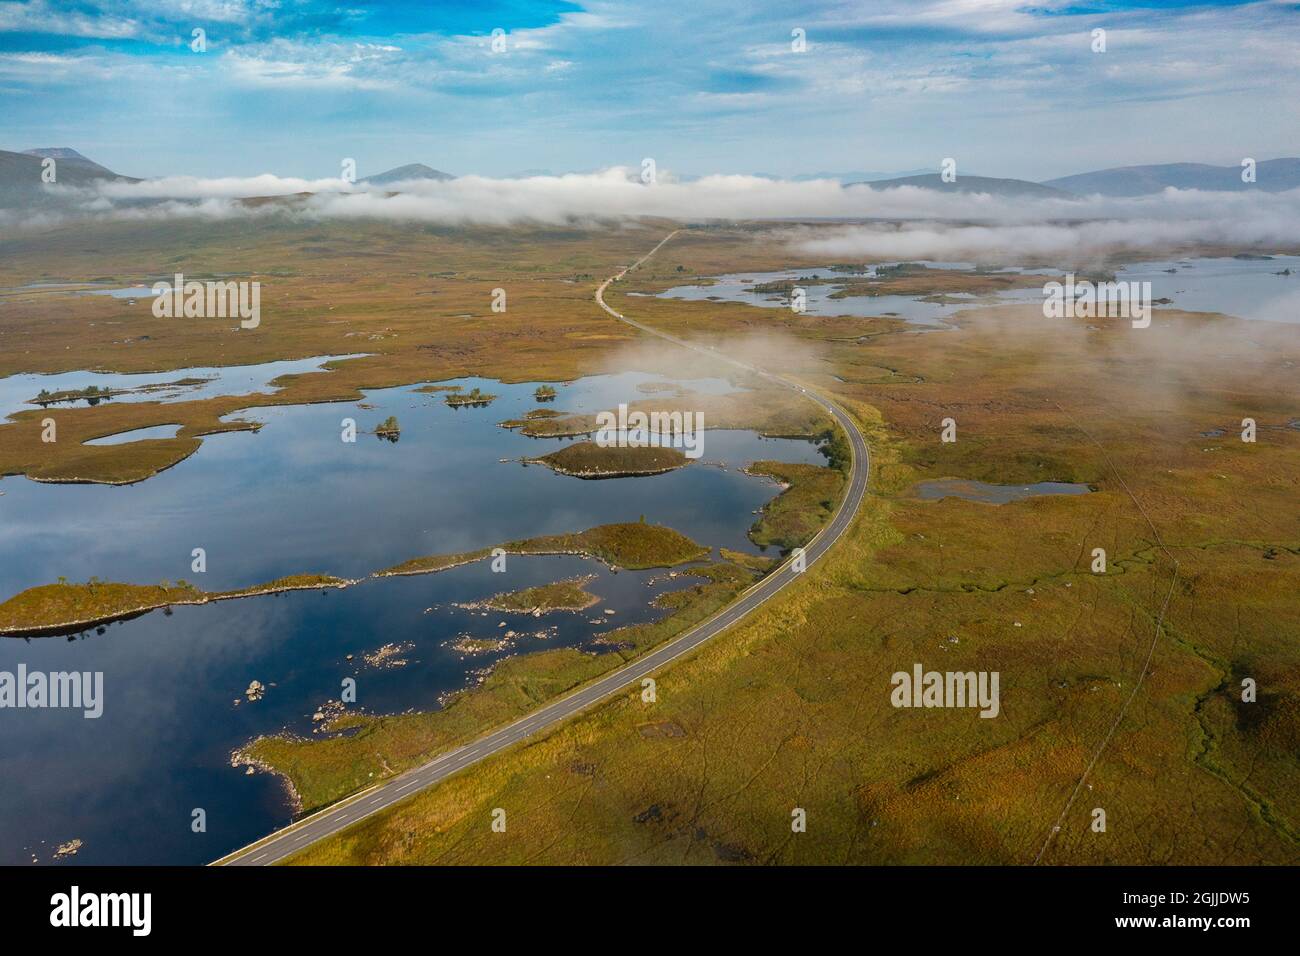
(215, 230, 869, 866)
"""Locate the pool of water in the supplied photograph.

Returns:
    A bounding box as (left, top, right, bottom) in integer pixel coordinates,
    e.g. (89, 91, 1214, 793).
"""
(1114, 255, 1300, 324)
(0, 555, 699, 866)
(0, 354, 367, 420)
(0, 371, 826, 865)
(0, 372, 820, 598)
(83, 423, 183, 445)
(656, 266, 976, 326)
(912, 479, 1093, 504)
(82, 286, 156, 299)
(656, 255, 1300, 325)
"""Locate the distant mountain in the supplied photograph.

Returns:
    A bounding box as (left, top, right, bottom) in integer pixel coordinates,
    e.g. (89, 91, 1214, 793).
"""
(359, 163, 454, 185)
(17, 147, 134, 181)
(766, 168, 936, 183)
(1042, 159, 1300, 196)
(854, 173, 1072, 199)
(0, 147, 137, 207)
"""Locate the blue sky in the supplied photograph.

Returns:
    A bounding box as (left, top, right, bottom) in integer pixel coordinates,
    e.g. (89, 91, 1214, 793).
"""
(0, 0, 1296, 180)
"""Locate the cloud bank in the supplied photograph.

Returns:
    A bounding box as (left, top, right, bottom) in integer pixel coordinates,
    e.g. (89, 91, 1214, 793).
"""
(12, 169, 1300, 261)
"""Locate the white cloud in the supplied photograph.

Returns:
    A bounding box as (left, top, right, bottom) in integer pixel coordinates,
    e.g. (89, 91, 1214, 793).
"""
(95, 173, 359, 198)
(222, 40, 402, 90)
(41, 169, 1300, 263)
(0, 0, 140, 38)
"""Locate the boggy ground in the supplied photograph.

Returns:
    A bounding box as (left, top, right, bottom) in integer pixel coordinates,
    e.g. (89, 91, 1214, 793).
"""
(0, 217, 811, 483)
(4, 217, 1298, 865)
(282, 225, 1298, 865)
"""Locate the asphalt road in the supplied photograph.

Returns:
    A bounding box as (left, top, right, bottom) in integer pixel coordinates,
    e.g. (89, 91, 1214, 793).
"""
(215, 231, 870, 866)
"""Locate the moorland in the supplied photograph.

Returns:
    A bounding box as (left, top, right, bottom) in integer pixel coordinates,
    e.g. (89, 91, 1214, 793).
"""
(2, 215, 1297, 866)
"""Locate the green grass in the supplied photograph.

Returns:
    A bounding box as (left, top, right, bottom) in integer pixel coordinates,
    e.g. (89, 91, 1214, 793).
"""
(469, 576, 600, 613)
(380, 521, 710, 576)
(0, 573, 350, 635)
(746, 460, 845, 550)
(444, 387, 498, 407)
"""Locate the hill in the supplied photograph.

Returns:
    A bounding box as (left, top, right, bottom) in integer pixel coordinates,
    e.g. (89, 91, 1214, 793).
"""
(1043, 158, 1300, 195)
(359, 162, 455, 186)
(0, 147, 137, 207)
(852, 173, 1072, 199)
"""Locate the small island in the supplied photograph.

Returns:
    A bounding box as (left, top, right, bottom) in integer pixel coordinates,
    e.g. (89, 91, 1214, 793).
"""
(459, 575, 600, 614)
(374, 415, 401, 441)
(529, 441, 689, 478)
(0, 573, 353, 637)
(444, 386, 498, 408)
(379, 521, 710, 576)
(534, 385, 558, 401)
(498, 408, 565, 430)
(30, 377, 211, 407)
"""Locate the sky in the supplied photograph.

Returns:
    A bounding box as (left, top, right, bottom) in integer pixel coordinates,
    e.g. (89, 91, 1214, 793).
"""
(0, 0, 1297, 181)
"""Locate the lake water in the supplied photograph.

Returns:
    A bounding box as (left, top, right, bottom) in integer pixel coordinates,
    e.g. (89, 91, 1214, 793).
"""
(0, 371, 826, 865)
(1114, 255, 1300, 324)
(83, 423, 184, 445)
(656, 266, 974, 326)
(912, 479, 1093, 504)
(0, 354, 367, 421)
(656, 256, 1300, 325)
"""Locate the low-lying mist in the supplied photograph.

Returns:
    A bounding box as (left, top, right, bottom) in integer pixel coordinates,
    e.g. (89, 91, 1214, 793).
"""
(8, 167, 1300, 259)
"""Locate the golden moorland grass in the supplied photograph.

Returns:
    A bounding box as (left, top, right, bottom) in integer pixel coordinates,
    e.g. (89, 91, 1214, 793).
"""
(0, 573, 351, 635)
(4, 217, 1298, 865)
(282, 226, 1300, 866)
(379, 521, 711, 576)
(530, 441, 689, 477)
(468, 577, 601, 613)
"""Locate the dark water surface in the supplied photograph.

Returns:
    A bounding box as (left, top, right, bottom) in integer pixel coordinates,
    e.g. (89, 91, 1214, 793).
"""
(0, 371, 822, 865)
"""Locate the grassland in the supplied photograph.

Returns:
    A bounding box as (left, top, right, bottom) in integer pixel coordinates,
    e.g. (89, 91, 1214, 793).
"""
(0, 217, 705, 484)
(5, 216, 1297, 866)
(745, 460, 845, 551)
(278, 225, 1300, 866)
